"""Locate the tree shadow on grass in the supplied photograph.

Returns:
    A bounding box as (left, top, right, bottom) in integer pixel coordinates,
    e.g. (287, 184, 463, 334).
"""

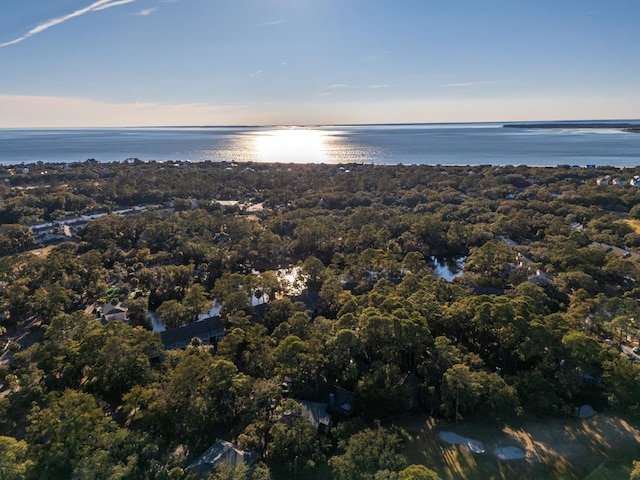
(397, 413, 640, 480)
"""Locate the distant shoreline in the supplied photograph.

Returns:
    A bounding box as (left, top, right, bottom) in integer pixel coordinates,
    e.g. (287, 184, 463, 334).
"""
(504, 122, 640, 133)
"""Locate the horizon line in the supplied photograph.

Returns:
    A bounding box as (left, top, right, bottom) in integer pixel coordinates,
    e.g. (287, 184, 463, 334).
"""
(2, 118, 640, 130)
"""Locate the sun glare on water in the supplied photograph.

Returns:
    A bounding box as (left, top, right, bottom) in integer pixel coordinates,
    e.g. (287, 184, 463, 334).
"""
(252, 128, 333, 163)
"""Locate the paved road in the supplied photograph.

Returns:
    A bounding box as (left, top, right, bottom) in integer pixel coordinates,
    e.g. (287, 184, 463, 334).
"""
(620, 344, 640, 364)
(590, 242, 640, 260)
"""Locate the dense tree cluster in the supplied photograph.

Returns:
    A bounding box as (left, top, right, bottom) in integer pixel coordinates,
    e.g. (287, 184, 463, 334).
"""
(1, 161, 640, 478)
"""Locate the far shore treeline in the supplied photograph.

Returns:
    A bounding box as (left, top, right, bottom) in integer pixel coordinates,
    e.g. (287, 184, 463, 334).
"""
(1, 160, 640, 479)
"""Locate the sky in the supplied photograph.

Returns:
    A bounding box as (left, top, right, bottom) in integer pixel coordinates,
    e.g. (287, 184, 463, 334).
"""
(0, 0, 639, 127)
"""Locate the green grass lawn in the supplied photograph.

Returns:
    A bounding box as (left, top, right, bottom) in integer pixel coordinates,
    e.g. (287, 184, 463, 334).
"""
(391, 413, 640, 480)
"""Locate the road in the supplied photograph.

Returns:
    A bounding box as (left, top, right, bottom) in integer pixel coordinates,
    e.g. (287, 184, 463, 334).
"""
(590, 242, 640, 260)
(620, 344, 640, 364)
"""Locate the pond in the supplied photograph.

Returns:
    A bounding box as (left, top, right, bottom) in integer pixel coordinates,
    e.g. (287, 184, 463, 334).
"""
(148, 311, 165, 333)
(432, 257, 466, 282)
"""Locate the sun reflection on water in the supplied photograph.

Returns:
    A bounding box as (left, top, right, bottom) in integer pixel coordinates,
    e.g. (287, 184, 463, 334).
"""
(251, 128, 334, 163)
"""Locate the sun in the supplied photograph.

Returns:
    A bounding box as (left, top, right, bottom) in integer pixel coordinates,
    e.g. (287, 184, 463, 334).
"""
(252, 128, 331, 163)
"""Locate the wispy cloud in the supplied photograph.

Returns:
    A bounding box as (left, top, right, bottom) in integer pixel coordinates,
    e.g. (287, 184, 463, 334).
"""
(327, 83, 390, 90)
(93, 0, 136, 11)
(445, 81, 495, 88)
(137, 8, 157, 16)
(0, 0, 136, 48)
(259, 19, 285, 26)
(249, 70, 262, 77)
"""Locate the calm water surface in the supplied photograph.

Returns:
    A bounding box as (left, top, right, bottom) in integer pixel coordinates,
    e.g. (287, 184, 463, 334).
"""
(1, 122, 639, 166)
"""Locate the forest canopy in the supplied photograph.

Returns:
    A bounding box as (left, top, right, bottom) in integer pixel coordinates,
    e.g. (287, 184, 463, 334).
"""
(1, 160, 640, 479)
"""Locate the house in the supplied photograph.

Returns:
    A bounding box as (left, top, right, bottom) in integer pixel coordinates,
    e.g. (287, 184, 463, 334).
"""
(99, 301, 128, 323)
(291, 385, 354, 435)
(631, 175, 640, 187)
(212, 200, 240, 212)
(299, 400, 332, 433)
(29, 221, 75, 245)
(290, 292, 321, 317)
(596, 175, 611, 186)
(186, 439, 258, 476)
(160, 316, 225, 350)
(327, 385, 354, 416)
(528, 269, 553, 286)
(612, 177, 627, 186)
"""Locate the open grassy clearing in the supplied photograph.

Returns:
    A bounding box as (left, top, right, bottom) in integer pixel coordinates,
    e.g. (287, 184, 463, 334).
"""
(625, 219, 640, 234)
(392, 413, 640, 480)
(29, 244, 55, 257)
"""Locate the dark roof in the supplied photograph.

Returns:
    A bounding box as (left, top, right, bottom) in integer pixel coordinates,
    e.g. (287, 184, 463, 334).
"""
(328, 385, 354, 414)
(160, 316, 224, 349)
(298, 400, 331, 430)
(290, 291, 321, 312)
(472, 287, 505, 296)
(186, 439, 258, 475)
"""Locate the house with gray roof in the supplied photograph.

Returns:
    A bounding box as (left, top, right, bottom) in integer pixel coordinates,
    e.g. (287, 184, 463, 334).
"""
(186, 439, 258, 476)
(160, 316, 225, 350)
(298, 400, 332, 433)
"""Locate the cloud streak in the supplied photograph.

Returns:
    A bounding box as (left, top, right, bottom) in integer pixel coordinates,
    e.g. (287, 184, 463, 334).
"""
(137, 8, 157, 16)
(93, 0, 136, 11)
(259, 19, 285, 26)
(444, 81, 496, 88)
(327, 83, 390, 89)
(0, 0, 136, 48)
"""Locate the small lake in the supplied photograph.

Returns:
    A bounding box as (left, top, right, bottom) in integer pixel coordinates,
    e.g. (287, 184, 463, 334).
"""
(432, 257, 466, 282)
(148, 311, 165, 333)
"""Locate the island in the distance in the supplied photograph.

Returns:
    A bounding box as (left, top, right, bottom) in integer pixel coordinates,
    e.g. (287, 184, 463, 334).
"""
(504, 122, 640, 133)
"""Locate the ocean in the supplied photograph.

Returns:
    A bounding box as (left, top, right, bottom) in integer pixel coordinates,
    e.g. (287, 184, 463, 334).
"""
(1, 121, 639, 167)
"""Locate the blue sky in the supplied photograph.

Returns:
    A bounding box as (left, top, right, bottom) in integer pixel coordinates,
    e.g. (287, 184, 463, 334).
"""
(0, 0, 639, 127)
